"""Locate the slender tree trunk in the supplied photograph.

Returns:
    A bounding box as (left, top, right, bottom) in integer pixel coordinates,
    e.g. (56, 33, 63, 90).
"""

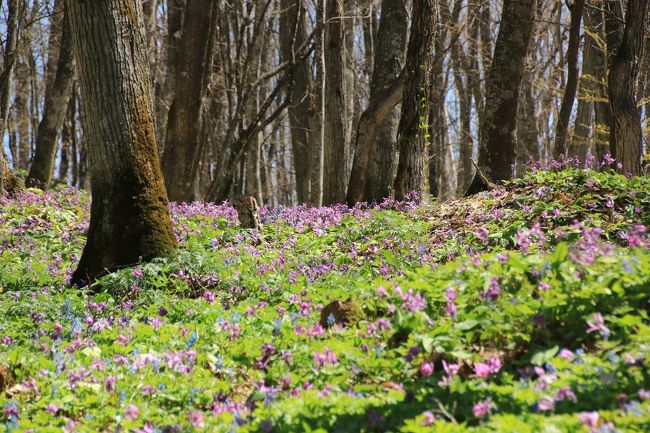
(608, 0, 649, 175)
(26, 4, 75, 188)
(322, 0, 347, 205)
(393, 0, 436, 200)
(467, 0, 537, 194)
(0, 0, 25, 197)
(161, 0, 218, 202)
(66, 0, 177, 287)
(554, 0, 585, 159)
(346, 0, 408, 205)
(572, 2, 601, 160)
(590, 6, 612, 160)
(280, 0, 313, 204)
(428, 9, 449, 199)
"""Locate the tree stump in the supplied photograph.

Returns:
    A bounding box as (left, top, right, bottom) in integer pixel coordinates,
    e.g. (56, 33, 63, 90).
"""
(234, 195, 262, 230)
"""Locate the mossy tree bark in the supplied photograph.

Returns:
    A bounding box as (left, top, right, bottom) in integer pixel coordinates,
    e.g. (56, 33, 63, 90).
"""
(66, 0, 177, 287)
(608, 0, 649, 176)
(467, 0, 537, 195)
(392, 0, 436, 201)
(26, 1, 75, 189)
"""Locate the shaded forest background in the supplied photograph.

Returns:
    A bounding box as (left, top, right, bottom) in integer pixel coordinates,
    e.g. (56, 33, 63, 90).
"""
(1, 0, 649, 207)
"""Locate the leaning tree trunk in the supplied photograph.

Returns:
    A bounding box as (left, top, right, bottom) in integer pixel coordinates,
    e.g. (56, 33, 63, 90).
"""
(161, 0, 218, 202)
(392, 0, 436, 201)
(346, 0, 408, 205)
(66, 0, 177, 287)
(26, 3, 75, 189)
(322, 0, 348, 205)
(554, 0, 585, 159)
(467, 0, 537, 194)
(608, 0, 649, 176)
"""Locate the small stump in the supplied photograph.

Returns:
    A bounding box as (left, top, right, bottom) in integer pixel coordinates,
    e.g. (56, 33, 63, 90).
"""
(234, 195, 262, 230)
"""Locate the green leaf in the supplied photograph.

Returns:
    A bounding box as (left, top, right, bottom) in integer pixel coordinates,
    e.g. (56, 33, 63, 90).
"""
(531, 345, 559, 366)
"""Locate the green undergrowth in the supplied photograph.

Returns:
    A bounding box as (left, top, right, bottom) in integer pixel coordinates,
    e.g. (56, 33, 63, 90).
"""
(0, 169, 649, 433)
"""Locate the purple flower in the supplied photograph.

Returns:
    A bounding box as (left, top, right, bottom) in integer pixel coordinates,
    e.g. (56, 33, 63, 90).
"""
(203, 290, 215, 304)
(3, 402, 19, 419)
(188, 411, 205, 428)
(124, 404, 139, 421)
(133, 268, 143, 278)
(474, 362, 491, 378)
(475, 228, 489, 243)
(47, 403, 59, 414)
(555, 386, 577, 402)
(586, 313, 610, 337)
(559, 349, 574, 361)
(419, 362, 434, 377)
(472, 398, 496, 419)
(104, 376, 116, 392)
(537, 396, 555, 411)
(483, 278, 501, 301)
(578, 411, 599, 427)
(421, 410, 436, 426)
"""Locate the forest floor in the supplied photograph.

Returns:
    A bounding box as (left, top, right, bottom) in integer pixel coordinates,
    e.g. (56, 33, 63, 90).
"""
(0, 168, 649, 432)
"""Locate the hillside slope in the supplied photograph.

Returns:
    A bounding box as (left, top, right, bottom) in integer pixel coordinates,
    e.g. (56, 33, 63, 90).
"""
(0, 169, 649, 432)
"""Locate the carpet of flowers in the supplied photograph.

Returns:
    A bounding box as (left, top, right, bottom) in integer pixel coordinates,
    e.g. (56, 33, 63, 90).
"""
(0, 166, 649, 432)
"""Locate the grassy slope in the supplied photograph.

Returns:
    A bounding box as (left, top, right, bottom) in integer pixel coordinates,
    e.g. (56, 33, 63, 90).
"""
(0, 169, 649, 433)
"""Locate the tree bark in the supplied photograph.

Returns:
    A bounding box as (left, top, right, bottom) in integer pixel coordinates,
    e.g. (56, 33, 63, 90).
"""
(467, 0, 537, 194)
(393, 0, 436, 201)
(346, 0, 408, 205)
(322, 0, 348, 205)
(554, 0, 585, 159)
(280, 0, 313, 204)
(161, 0, 218, 202)
(0, 0, 23, 197)
(26, 3, 75, 189)
(66, 0, 177, 287)
(608, 0, 649, 175)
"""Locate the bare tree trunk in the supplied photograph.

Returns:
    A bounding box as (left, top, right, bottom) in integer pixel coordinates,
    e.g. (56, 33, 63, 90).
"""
(428, 8, 449, 199)
(280, 0, 313, 204)
(608, 0, 649, 175)
(346, 0, 408, 205)
(393, 0, 436, 200)
(467, 0, 537, 194)
(322, 0, 348, 205)
(26, 3, 75, 188)
(591, 6, 612, 160)
(161, 0, 218, 202)
(66, 0, 177, 286)
(554, 0, 585, 159)
(0, 0, 25, 197)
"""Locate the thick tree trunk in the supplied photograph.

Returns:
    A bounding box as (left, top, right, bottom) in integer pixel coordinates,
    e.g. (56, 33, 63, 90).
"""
(26, 4, 75, 189)
(467, 0, 537, 194)
(554, 0, 585, 159)
(346, 0, 408, 205)
(66, 0, 177, 287)
(280, 0, 313, 204)
(322, 0, 348, 205)
(161, 0, 218, 202)
(608, 0, 649, 176)
(393, 0, 436, 200)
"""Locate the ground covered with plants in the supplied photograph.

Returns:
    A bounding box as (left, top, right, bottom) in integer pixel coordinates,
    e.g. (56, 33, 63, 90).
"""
(1, 166, 649, 432)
